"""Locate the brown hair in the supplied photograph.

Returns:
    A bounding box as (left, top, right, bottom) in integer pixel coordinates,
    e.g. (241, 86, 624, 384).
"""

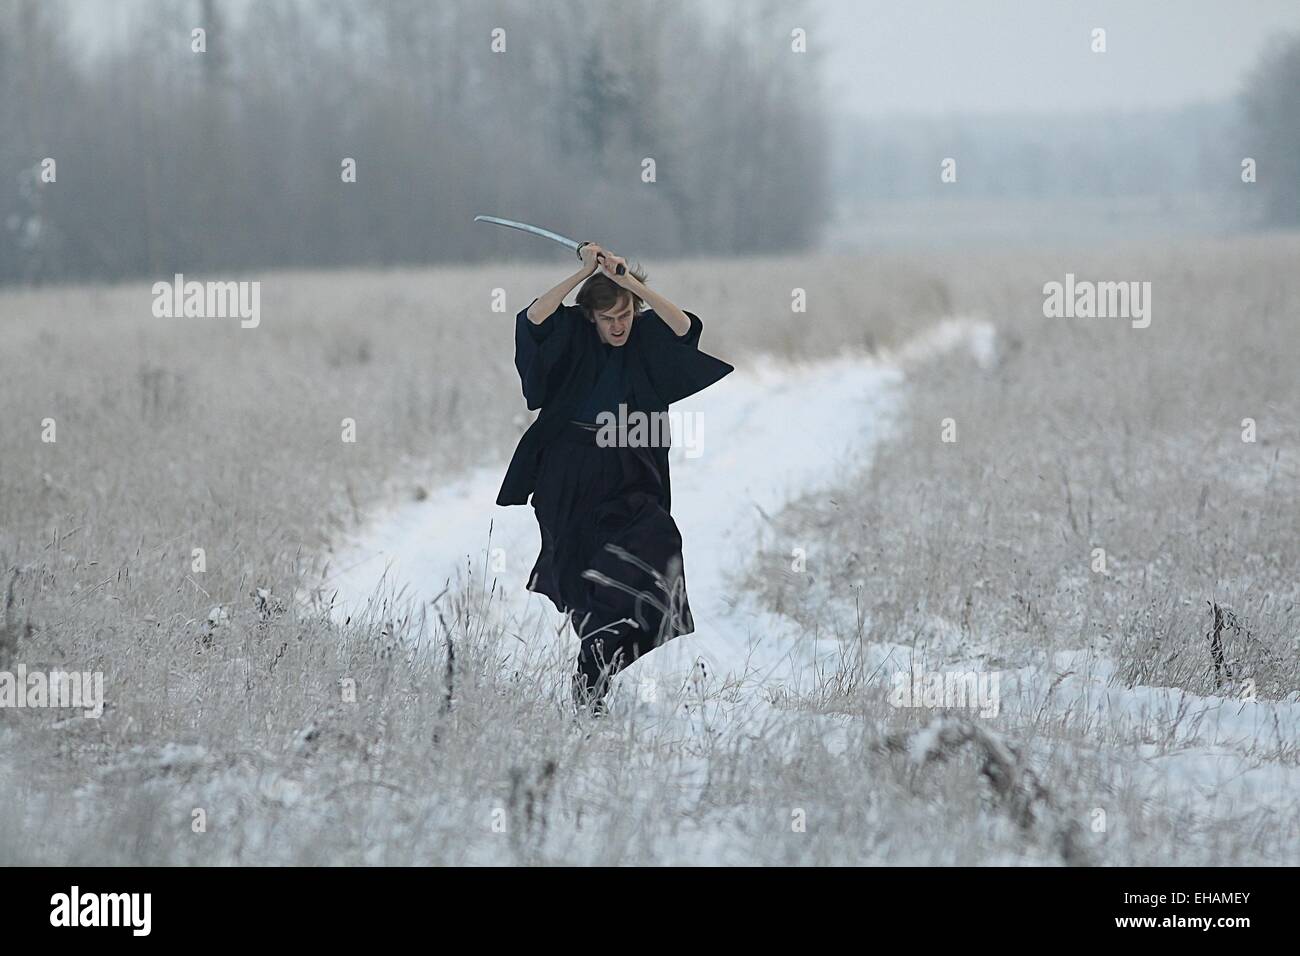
(575, 263, 649, 321)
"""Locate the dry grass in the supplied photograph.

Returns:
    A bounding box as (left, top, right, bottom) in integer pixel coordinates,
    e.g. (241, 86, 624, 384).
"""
(0, 251, 963, 865)
(740, 234, 1300, 864)
(2, 237, 1297, 864)
(749, 234, 1300, 701)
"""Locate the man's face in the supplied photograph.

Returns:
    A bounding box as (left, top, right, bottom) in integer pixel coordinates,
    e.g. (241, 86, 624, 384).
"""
(593, 297, 634, 346)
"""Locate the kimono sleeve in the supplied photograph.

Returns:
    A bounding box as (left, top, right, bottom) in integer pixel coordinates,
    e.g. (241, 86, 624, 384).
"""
(635, 308, 733, 406)
(640, 308, 704, 348)
(673, 310, 705, 348)
(514, 298, 578, 410)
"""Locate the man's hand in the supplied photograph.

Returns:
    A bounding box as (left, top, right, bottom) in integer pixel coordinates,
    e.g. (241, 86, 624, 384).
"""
(578, 242, 607, 277)
(599, 251, 633, 286)
(578, 240, 636, 283)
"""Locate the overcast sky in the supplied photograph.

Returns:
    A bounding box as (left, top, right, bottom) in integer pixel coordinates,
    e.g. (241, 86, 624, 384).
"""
(67, 0, 1300, 118)
(816, 0, 1300, 117)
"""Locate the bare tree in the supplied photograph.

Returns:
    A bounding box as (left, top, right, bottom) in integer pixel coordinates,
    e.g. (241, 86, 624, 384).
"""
(0, 0, 831, 284)
(1242, 32, 1300, 226)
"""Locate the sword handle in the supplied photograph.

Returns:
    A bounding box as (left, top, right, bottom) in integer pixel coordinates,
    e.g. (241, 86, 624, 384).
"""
(575, 241, 626, 276)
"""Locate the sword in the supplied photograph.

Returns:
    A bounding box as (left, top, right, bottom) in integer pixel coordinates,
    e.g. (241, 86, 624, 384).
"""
(473, 215, 625, 275)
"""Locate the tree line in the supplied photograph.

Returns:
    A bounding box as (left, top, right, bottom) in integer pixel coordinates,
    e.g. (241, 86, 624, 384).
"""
(1, 0, 829, 284)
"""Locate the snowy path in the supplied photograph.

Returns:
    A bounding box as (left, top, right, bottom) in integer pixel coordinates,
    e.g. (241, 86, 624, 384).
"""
(312, 316, 1300, 868)
(326, 319, 994, 711)
(323, 316, 1300, 829)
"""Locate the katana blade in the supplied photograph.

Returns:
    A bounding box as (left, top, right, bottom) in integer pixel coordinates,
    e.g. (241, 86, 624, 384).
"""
(473, 215, 582, 253)
(473, 215, 626, 274)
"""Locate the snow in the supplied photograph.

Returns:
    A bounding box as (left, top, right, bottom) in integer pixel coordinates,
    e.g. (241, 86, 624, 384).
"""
(325, 309, 1299, 816)
(327, 320, 994, 713)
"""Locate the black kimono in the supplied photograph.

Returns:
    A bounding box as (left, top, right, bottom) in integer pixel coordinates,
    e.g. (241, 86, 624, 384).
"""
(497, 298, 733, 702)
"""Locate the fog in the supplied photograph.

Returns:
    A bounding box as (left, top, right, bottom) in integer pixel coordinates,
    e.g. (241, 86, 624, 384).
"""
(3, 0, 1298, 282)
(818, 0, 1300, 117)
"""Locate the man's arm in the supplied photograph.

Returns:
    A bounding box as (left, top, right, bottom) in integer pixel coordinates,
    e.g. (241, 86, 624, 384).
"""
(526, 268, 588, 324)
(595, 251, 691, 336)
(628, 278, 691, 337)
(525, 244, 602, 324)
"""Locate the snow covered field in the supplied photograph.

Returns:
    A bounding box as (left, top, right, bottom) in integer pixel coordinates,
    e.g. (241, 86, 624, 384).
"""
(327, 320, 993, 716)
(326, 305, 1300, 865)
(3, 240, 1297, 865)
